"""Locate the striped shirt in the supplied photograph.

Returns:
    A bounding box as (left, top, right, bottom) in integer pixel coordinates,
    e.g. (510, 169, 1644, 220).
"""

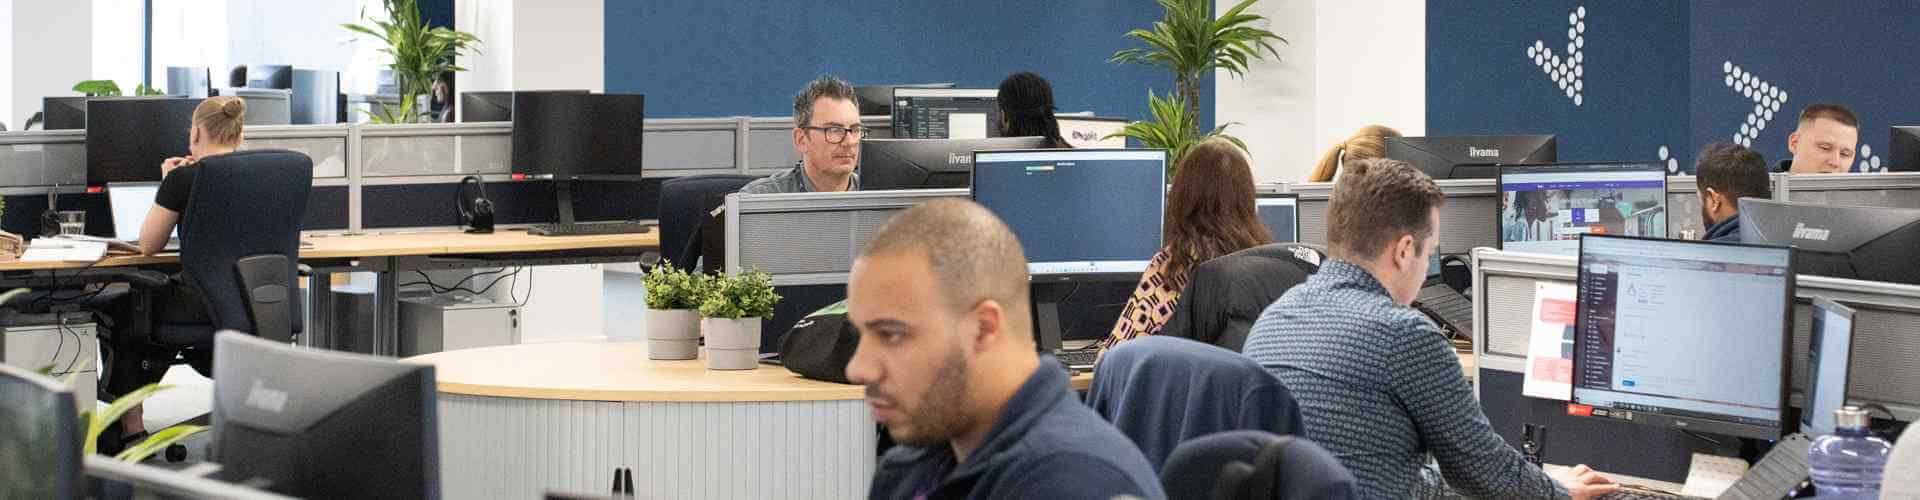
(1242, 259, 1566, 500)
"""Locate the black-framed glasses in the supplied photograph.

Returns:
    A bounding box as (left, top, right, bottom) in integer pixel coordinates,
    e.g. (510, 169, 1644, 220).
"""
(800, 124, 869, 144)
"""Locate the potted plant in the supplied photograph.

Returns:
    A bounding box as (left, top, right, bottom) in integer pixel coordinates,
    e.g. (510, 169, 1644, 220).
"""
(342, 0, 482, 124)
(1106, 0, 1284, 170)
(639, 266, 708, 359)
(698, 270, 780, 370)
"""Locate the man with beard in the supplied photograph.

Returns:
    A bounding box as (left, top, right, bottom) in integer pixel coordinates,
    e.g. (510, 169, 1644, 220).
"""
(1695, 143, 1772, 242)
(740, 75, 864, 193)
(847, 199, 1161, 499)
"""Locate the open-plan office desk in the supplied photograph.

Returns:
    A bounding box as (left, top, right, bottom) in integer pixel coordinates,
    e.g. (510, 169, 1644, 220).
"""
(0, 228, 660, 356)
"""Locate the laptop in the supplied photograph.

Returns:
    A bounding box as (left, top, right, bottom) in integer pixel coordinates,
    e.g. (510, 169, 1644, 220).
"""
(107, 182, 181, 252)
(1412, 253, 1473, 348)
(1716, 297, 1855, 500)
(1255, 193, 1299, 243)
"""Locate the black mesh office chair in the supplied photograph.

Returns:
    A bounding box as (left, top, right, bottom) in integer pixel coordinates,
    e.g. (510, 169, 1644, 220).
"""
(1160, 430, 1355, 500)
(1158, 243, 1323, 351)
(657, 174, 756, 272)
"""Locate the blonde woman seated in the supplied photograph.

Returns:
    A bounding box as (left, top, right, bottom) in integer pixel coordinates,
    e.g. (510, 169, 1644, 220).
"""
(1308, 124, 1402, 183)
(1097, 138, 1271, 349)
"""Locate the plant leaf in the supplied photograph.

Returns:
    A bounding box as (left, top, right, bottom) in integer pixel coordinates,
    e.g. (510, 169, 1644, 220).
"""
(114, 425, 206, 463)
(86, 384, 173, 456)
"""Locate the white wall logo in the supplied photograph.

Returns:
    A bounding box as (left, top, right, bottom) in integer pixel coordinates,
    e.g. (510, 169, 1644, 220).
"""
(1858, 144, 1885, 173)
(1657, 145, 1680, 174)
(1525, 6, 1586, 106)
(1792, 223, 1831, 241)
(1723, 61, 1787, 148)
(1469, 146, 1501, 158)
(246, 379, 289, 413)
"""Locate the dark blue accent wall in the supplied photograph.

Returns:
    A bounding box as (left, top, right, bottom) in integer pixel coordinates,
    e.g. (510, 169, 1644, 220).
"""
(1431, 1, 1920, 173)
(420, 0, 454, 30)
(602, 1, 1204, 128)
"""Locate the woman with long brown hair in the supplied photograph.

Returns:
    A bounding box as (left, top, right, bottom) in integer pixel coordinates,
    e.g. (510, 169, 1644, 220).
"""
(1098, 137, 1271, 348)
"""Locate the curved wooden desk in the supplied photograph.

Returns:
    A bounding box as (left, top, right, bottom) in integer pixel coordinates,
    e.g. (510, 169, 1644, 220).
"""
(406, 341, 875, 500)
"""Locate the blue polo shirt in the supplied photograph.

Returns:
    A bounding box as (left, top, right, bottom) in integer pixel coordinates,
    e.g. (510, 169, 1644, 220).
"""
(868, 357, 1164, 500)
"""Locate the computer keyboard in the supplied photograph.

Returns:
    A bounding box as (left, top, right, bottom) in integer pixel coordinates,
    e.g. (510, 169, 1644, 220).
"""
(1055, 349, 1100, 370)
(1597, 489, 1685, 500)
(528, 221, 653, 236)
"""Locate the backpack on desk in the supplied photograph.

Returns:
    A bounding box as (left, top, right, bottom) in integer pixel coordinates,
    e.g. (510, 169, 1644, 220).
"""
(778, 301, 859, 384)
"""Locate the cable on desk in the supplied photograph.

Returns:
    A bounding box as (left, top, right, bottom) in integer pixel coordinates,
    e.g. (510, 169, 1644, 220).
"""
(405, 268, 507, 295)
(57, 318, 84, 375)
(471, 267, 522, 296)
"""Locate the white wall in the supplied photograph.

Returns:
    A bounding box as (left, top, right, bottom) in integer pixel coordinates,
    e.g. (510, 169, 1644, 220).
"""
(509, 0, 600, 92)
(1215, 0, 1426, 183)
(0, 1, 13, 129)
(227, 0, 364, 73)
(12, 1, 91, 129)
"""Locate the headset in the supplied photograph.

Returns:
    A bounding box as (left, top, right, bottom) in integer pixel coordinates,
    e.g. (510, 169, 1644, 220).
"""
(457, 175, 495, 234)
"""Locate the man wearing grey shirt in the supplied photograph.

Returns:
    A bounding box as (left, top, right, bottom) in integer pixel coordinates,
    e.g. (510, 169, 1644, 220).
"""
(1242, 158, 1619, 500)
(740, 75, 864, 194)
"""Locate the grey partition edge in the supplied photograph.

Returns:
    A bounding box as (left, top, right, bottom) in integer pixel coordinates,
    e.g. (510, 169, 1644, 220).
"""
(725, 189, 965, 287)
(1285, 178, 1499, 255)
(1781, 171, 1920, 208)
(1472, 247, 1920, 421)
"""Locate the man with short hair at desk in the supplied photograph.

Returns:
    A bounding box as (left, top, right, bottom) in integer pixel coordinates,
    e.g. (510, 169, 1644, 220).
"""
(1241, 159, 1618, 499)
(1695, 142, 1772, 242)
(847, 199, 1162, 499)
(739, 75, 864, 194)
(1784, 103, 1859, 174)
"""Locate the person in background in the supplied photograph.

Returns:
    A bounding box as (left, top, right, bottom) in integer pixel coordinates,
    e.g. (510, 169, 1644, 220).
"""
(740, 75, 864, 194)
(1307, 124, 1402, 182)
(431, 73, 456, 123)
(996, 72, 1072, 148)
(1241, 158, 1618, 499)
(848, 199, 1163, 499)
(1784, 103, 1859, 174)
(1694, 142, 1772, 242)
(1097, 137, 1270, 350)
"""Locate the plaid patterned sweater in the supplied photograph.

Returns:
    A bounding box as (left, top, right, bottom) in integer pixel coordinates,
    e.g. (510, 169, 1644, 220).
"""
(1242, 259, 1567, 499)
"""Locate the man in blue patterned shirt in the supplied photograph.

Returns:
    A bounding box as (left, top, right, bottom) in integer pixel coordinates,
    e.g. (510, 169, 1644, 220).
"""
(1242, 159, 1618, 499)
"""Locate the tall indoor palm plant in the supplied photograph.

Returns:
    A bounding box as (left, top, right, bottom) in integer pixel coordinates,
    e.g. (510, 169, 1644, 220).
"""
(1108, 0, 1283, 168)
(343, 0, 481, 123)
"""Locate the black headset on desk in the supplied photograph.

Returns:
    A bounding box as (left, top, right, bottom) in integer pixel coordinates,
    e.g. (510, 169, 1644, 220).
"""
(457, 175, 495, 234)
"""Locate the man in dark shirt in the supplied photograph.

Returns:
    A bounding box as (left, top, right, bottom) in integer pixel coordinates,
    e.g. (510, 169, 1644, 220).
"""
(1242, 159, 1618, 499)
(739, 75, 864, 194)
(1695, 143, 1772, 242)
(848, 199, 1161, 500)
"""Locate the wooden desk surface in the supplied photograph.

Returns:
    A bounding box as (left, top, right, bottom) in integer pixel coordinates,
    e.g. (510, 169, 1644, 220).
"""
(0, 228, 660, 272)
(407, 341, 867, 402)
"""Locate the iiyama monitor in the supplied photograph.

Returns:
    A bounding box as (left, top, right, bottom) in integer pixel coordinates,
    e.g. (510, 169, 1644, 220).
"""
(1385, 135, 1557, 179)
(859, 136, 1050, 190)
(1738, 198, 1920, 285)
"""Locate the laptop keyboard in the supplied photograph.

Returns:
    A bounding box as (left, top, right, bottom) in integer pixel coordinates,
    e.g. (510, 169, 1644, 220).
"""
(1418, 283, 1474, 334)
(1056, 349, 1100, 369)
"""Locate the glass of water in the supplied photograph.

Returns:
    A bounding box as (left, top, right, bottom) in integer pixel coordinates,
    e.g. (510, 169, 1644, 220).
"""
(55, 211, 85, 236)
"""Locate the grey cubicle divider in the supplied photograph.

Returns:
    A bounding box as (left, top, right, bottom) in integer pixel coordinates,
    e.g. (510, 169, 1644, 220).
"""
(1286, 178, 1498, 255)
(724, 189, 965, 286)
(0, 130, 86, 188)
(1781, 171, 1920, 208)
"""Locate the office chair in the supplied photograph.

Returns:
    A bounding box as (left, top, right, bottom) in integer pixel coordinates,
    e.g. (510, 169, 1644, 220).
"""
(1160, 430, 1354, 500)
(657, 174, 756, 272)
(1158, 243, 1323, 351)
(100, 150, 311, 403)
(1086, 336, 1304, 471)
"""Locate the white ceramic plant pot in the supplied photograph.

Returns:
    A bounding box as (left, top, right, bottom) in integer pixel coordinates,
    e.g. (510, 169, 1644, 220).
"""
(642, 308, 701, 360)
(701, 317, 762, 370)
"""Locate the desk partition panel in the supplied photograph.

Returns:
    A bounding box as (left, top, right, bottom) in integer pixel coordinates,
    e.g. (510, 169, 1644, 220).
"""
(725, 189, 964, 286)
(1782, 171, 1920, 208)
(1287, 178, 1498, 255)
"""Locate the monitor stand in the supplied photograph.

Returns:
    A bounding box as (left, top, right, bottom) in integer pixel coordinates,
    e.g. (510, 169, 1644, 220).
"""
(1032, 283, 1072, 352)
(554, 180, 577, 226)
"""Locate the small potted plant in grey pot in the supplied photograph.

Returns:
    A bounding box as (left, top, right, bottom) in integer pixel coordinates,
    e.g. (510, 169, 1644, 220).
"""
(698, 270, 779, 370)
(640, 266, 708, 359)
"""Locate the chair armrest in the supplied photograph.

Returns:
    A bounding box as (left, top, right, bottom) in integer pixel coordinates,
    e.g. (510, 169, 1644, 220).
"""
(234, 255, 294, 342)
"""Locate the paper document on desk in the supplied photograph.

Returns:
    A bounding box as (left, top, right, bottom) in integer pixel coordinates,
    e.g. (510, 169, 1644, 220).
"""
(1681, 453, 1748, 498)
(21, 239, 107, 262)
(1522, 282, 1577, 400)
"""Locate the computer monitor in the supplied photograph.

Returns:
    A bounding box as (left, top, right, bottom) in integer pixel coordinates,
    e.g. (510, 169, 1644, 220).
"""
(1801, 296, 1855, 436)
(86, 97, 203, 185)
(230, 88, 292, 126)
(247, 64, 293, 90)
(1497, 162, 1668, 256)
(854, 83, 953, 116)
(0, 363, 82, 500)
(971, 149, 1167, 278)
(108, 182, 178, 243)
(1738, 198, 1920, 285)
(1570, 234, 1794, 440)
(290, 69, 343, 124)
(460, 89, 589, 122)
(893, 88, 1000, 139)
(43, 96, 89, 130)
(210, 331, 438, 499)
(166, 66, 213, 98)
(1385, 135, 1557, 179)
(859, 136, 1051, 190)
(1056, 116, 1129, 148)
(1256, 193, 1299, 243)
(1891, 126, 1920, 172)
(511, 92, 645, 181)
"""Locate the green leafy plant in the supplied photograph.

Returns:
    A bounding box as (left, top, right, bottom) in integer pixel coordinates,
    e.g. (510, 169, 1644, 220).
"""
(31, 353, 206, 463)
(1108, 0, 1283, 167)
(343, 0, 482, 124)
(698, 270, 780, 320)
(642, 265, 711, 310)
(1107, 90, 1246, 177)
(71, 80, 166, 97)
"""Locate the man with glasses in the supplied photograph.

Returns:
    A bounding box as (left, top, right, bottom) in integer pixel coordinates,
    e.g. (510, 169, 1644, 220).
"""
(740, 75, 866, 194)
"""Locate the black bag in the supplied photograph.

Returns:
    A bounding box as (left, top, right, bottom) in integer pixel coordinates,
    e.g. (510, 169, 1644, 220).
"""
(778, 301, 860, 384)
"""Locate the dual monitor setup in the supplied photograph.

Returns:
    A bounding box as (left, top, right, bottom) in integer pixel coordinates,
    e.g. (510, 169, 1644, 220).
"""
(2, 332, 437, 498)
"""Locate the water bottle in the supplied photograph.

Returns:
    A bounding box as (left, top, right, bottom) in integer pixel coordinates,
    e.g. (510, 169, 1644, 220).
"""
(1807, 405, 1893, 497)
